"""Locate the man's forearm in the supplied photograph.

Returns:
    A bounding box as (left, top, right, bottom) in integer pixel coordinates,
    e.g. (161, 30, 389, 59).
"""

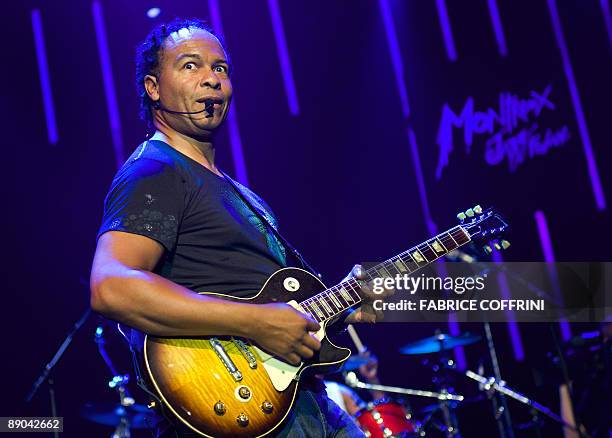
(91, 268, 259, 338)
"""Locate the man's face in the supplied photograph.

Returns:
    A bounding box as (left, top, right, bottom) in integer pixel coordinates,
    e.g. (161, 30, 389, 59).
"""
(147, 27, 232, 136)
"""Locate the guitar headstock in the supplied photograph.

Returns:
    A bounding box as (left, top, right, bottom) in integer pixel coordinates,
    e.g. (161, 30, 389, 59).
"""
(457, 205, 510, 254)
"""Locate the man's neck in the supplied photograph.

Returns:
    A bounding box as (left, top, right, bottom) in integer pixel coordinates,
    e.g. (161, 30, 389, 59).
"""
(149, 129, 221, 176)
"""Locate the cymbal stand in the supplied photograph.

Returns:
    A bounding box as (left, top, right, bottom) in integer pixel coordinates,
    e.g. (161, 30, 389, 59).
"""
(95, 322, 135, 438)
(427, 332, 463, 438)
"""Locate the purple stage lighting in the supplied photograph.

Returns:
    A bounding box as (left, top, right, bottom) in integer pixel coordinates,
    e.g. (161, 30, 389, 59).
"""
(534, 211, 571, 341)
(92, 0, 125, 169)
(547, 0, 606, 210)
(31, 9, 59, 145)
(147, 7, 161, 19)
(492, 250, 525, 361)
(601, 0, 612, 52)
(378, 0, 410, 118)
(435, 0, 458, 62)
(487, 0, 508, 56)
(267, 0, 300, 116)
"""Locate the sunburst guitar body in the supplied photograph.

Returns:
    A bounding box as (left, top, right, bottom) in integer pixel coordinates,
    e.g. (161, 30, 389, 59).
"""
(144, 268, 350, 437)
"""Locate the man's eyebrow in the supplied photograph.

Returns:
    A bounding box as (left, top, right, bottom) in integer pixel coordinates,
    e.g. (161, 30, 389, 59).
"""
(174, 53, 202, 64)
(174, 54, 230, 66)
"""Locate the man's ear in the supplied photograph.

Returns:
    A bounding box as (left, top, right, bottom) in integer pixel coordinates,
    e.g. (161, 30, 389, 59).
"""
(144, 74, 160, 104)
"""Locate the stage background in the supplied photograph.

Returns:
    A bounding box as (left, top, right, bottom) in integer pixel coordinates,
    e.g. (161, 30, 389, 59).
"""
(2, 0, 611, 436)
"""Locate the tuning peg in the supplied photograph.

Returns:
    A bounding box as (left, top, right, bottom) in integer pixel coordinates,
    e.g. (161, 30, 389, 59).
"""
(465, 208, 475, 217)
(457, 212, 467, 222)
(501, 240, 511, 250)
(493, 242, 501, 250)
(483, 245, 492, 254)
(473, 205, 482, 214)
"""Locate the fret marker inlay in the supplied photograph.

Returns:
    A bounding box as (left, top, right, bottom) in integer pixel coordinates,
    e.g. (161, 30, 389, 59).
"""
(432, 241, 444, 253)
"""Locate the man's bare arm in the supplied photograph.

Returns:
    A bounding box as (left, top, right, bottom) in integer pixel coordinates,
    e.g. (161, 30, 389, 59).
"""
(90, 231, 320, 364)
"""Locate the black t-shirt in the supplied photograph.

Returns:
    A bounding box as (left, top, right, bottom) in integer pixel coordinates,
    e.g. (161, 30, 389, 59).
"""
(97, 139, 286, 297)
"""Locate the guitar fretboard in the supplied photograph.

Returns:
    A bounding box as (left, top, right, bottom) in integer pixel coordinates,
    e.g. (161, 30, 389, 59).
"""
(298, 225, 471, 323)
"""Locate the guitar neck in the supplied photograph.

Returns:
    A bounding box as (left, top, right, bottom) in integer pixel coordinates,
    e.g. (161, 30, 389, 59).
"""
(298, 225, 472, 323)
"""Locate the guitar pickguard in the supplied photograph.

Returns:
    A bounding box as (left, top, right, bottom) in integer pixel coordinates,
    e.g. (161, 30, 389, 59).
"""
(254, 300, 326, 391)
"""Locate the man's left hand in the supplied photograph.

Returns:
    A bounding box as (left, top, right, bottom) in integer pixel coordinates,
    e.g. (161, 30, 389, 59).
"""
(343, 264, 394, 323)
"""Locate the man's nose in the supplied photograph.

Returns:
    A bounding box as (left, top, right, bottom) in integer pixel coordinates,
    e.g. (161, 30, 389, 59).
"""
(200, 67, 221, 89)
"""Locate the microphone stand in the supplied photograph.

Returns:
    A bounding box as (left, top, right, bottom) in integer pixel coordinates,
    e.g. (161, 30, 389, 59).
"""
(26, 307, 92, 438)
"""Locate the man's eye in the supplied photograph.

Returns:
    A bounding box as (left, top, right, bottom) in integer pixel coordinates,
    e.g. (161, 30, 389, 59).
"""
(184, 62, 196, 70)
(213, 65, 228, 74)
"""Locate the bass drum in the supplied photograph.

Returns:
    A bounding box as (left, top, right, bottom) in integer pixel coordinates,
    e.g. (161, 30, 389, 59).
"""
(355, 398, 417, 437)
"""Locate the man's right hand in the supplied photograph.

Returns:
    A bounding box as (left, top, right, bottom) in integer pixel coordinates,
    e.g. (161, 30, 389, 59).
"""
(251, 303, 321, 365)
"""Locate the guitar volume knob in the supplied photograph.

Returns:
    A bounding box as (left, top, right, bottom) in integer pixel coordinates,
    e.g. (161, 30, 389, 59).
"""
(261, 400, 274, 413)
(213, 401, 226, 415)
(238, 386, 251, 399)
(237, 412, 249, 427)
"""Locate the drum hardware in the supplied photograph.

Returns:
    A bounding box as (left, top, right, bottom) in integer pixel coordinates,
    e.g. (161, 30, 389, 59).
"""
(81, 320, 161, 436)
(81, 401, 161, 430)
(400, 329, 481, 437)
(399, 332, 481, 355)
(345, 373, 464, 437)
(464, 370, 581, 436)
(344, 372, 464, 402)
(346, 325, 426, 436)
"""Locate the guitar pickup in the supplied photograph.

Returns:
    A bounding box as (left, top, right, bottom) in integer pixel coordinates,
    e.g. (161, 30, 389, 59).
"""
(209, 338, 242, 381)
(233, 338, 258, 369)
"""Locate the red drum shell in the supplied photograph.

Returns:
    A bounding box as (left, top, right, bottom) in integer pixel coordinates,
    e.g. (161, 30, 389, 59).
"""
(356, 400, 415, 438)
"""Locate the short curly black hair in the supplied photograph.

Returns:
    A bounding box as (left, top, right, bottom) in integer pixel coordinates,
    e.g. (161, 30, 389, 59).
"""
(135, 17, 230, 129)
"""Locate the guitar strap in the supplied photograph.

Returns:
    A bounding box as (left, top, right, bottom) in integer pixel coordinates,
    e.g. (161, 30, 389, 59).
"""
(220, 170, 322, 279)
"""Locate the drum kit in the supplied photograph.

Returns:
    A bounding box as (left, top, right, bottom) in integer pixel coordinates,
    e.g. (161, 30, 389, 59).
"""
(340, 327, 581, 438)
(342, 329, 478, 438)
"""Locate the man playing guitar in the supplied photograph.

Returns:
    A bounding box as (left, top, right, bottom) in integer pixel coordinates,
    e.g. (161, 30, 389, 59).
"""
(90, 18, 383, 437)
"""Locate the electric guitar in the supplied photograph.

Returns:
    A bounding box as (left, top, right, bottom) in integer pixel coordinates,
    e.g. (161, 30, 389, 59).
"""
(143, 205, 508, 437)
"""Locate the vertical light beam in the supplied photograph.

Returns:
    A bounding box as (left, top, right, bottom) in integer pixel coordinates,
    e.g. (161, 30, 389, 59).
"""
(92, 1, 124, 168)
(435, 0, 458, 62)
(547, 0, 606, 210)
(534, 211, 572, 341)
(378, 0, 411, 118)
(31, 9, 59, 145)
(208, 0, 249, 185)
(487, 0, 508, 56)
(492, 250, 525, 361)
(601, 0, 612, 53)
(267, 0, 300, 115)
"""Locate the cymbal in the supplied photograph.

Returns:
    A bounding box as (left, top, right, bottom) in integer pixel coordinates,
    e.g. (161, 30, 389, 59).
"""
(81, 402, 161, 429)
(400, 333, 481, 355)
(339, 355, 371, 371)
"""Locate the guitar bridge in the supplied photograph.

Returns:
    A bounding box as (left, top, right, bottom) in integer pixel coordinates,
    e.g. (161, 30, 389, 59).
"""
(209, 338, 242, 381)
(232, 338, 258, 369)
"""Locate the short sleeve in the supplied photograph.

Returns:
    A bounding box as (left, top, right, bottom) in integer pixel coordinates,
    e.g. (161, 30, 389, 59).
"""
(97, 158, 185, 252)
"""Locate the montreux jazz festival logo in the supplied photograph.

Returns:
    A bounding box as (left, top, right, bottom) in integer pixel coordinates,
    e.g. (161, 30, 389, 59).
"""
(435, 84, 570, 179)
